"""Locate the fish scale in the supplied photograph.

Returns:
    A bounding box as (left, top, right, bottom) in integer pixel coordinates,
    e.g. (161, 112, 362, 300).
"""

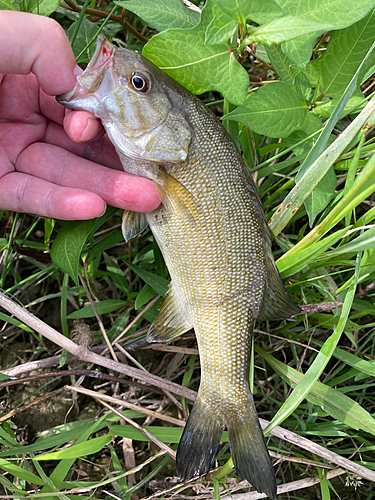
(57, 35, 301, 499)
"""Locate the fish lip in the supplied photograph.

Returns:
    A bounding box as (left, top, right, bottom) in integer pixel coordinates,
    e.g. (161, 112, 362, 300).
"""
(56, 36, 115, 108)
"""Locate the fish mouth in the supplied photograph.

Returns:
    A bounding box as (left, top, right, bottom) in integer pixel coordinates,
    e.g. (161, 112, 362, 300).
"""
(56, 35, 115, 108)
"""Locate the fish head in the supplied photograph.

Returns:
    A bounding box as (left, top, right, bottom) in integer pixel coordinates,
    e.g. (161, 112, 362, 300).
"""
(57, 36, 191, 163)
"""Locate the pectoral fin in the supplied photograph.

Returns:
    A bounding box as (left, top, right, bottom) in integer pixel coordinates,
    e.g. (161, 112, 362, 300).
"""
(147, 283, 192, 342)
(122, 210, 149, 243)
(155, 168, 198, 224)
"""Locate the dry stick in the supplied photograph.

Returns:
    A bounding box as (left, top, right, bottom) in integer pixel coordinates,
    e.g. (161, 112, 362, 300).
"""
(1, 291, 375, 483)
(97, 398, 176, 460)
(0, 291, 195, 402)
(79, 273, 118, 362)
(221, 469, 346, 500)
(66, 385, 184, 427)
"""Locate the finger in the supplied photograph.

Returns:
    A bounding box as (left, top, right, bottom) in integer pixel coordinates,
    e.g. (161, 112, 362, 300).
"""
(0, 172, 106, 220)
(17, 143, 161, 213)
(0, 11, 76, 95)
(63, 111, 105, 142)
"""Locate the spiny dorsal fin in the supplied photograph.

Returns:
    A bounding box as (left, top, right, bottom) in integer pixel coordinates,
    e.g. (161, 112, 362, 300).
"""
(146, 283, 192, 343)
(121, 210, 149, 243)
(258, 248, 301, 320)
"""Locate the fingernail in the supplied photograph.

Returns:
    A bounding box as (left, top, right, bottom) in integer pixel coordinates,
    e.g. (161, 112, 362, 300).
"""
(80, 117, 97, 142)
(99, 203, 107, 217)
(73, 64, 83, 77)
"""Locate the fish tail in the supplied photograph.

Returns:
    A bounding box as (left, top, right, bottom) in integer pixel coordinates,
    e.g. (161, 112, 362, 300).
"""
(227, 397, 277, 500)
(176, 396, 224, 481)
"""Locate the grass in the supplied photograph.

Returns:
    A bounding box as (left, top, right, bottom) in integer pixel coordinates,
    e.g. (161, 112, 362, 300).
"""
(1, 2, 375, 499)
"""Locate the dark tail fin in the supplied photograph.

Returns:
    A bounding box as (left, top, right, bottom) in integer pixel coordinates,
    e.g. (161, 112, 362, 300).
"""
(176, 395, 277, 499)
(176, 397, 224, 481)
(227, 399, 277, 500)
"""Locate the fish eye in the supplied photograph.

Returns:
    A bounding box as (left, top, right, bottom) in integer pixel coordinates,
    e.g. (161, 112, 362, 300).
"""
(131, 72, 151, 93)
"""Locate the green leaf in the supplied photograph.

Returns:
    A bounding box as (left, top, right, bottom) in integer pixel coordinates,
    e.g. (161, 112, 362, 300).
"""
(112, 425, 229, 444)
(282, 32, 321, 68)
(29, 0, 59, 16)
(116, 0, 200, 31)
(269, 96, 375, 237)
(265, 44, 296, 84)
(275, 0, 375, 28)
(205, 12, 238, 46)
(312, 96, 366, 119)
(0, 459, 45, 486)
(68, 16, 98, 62)
(327, 225, 375, 257)
(244, 16, 333, 46)
(36, 435, 112, 460)
(143, 0, 249, 105)
(135, 284, 157, 310)
(305, 9, 375, 98)
(122, 259, 169, 297)
(0, 0, 15, 10)
(50, 219, 96, 285)
(223, 81, 309, 138)
(304, 166, 337, 226)
(218, 0, 284, 25)
(0, 312, 33, 333)
(66, 299, 127, 319)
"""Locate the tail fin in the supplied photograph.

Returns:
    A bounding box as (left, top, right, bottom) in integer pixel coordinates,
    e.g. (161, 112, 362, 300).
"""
(176, 397, 224, 481)
(227, 400, 277, 500)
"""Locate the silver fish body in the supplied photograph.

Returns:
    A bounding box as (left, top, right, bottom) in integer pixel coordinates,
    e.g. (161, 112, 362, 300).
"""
(57, 36, 300, 499)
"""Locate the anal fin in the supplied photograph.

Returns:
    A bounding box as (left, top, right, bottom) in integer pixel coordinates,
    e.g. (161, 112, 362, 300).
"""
(122, 210, 149, 243)
(146, 283, 192, 343)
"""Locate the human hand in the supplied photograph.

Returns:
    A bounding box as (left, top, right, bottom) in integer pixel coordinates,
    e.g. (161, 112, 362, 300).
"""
(0, 11, 160, 220)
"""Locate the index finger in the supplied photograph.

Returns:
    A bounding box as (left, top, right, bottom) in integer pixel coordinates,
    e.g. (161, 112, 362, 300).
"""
(0, 11, 77, 95)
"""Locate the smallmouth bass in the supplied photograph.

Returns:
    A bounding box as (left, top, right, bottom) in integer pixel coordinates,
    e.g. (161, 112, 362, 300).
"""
(57, 36, 300, 499)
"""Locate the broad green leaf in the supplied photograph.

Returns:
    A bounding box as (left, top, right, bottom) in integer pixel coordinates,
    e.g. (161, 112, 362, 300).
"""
(122, 259, 168, 297)
(265, 44, 296, 84)
(206, 0, 284, 45)
(306, 9, 375, 98)
(143, 0, 249, 105)
(116, 0, 200, 31)
(304, 166, 336, 226)
(29, 0, 59, 16)
(0, 0, 15, 9)
(68, 16, 98, 62)
(223, 81, 309, 138)
(205, 11, 238, 46)
(244, 16, 333, 46)
(0, 459, 45, 486)
(275, 0, 375, 28)
(50, 219, 95, 285)
(36, 435, 112, 460)
(218, 0, 284, 25)
(282, 32, 320, 68)
(135, 284, 157, 310)
(66, 299, 127, 319)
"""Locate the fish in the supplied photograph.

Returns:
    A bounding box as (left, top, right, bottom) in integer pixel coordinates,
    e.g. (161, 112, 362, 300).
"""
(57, 35, 301, 499)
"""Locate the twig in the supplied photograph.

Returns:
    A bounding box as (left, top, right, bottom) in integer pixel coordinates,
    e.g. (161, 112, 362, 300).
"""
(221, 468, 346, 500)
(0, 290, 195, 402)
(97, 399, 176, 459)
(66, 385, 184, 427)
(60, 1, 148, 44)
(1, 291, 375, 483)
